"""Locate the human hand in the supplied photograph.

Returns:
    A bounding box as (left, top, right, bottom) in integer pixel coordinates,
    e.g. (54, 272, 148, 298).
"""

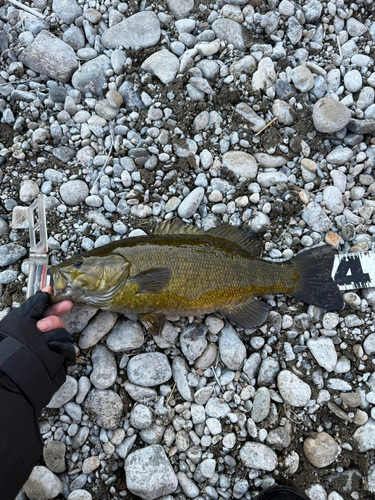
(36, 285, 73, 333)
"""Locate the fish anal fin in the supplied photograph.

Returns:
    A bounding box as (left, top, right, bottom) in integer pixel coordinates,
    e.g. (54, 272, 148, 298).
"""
(132, 267, 171, 293)
(221, 298, 270, 329)
(207, 225, 263, 256)
(139, 313, 165, 336)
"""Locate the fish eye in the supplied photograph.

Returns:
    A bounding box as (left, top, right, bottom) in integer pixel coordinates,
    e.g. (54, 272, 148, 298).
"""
(74, 259, 83, 268)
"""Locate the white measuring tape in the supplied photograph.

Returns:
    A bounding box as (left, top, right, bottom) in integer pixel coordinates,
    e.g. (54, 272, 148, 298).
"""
(332, 251, 375, 291)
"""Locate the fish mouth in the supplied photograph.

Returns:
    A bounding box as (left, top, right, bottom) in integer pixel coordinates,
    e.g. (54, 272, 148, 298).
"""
(49, 266, 80, 303)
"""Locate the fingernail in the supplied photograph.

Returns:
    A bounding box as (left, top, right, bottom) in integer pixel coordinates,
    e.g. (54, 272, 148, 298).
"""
(37, 318, 52, 332)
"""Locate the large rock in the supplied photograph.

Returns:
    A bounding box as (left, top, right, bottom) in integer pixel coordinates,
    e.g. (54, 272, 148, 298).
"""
(312, 98, 351, 133)
(84, 389, 123, 429)
(23, 466, 62, 500)
(18, 31, 78, 83)
(52, 0, 82, 24)
(222, 151, 258, 180)
(141, 49, 179, 84)
(102, 11, 160, 49)
(125, 445, 178, 500)
(71, 55, 111, 96)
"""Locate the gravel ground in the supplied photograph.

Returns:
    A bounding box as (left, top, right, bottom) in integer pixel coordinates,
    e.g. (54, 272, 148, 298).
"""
(1, 0, 375, 499)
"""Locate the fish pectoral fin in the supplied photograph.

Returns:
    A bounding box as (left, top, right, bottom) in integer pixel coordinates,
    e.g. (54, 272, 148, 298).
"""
(131, 267, 172, 294)
(221, 298, 270, 329)
(139, 313, 165, 336)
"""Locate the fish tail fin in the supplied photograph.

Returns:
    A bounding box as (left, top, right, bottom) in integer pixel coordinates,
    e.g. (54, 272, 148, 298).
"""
(290, 246, 343, 310)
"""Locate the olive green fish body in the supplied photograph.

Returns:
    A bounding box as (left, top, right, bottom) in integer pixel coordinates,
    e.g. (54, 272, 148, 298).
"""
(50, 221, 343, 333)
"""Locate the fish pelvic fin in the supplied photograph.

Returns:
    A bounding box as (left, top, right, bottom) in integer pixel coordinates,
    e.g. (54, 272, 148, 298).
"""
(291, 245, 343, 310)
(139, 313, 165, 335)
(221, 298, 270, 329)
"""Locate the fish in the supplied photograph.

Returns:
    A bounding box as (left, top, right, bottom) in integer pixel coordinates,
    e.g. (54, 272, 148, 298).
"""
(50, 220, 343, 335)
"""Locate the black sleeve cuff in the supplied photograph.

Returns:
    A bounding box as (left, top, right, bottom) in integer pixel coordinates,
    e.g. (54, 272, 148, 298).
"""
(0, 334, 66, 414)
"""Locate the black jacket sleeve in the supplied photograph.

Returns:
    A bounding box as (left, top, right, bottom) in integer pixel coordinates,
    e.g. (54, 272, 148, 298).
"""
(0, 291, 76, 500)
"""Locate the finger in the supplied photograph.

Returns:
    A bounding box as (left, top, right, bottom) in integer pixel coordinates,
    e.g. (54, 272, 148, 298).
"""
(37, 315, 67, 333)
(42, 285, 53, 295)
(44, 300, 73, 318)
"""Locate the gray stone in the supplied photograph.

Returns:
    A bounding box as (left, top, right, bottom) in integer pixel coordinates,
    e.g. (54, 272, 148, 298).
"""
(212, 18, 244, 50)
(0, 243, 27, 266)
(180, 324, 207, 361)
(130, 404, 153, 430)
(62, 26, 85, 51)
(52, 0, 82, 24)
(251, 387, 271, 422)
(301, 202, 332, 232)
(23, 466, 62, 500)
(219, 323, 246, 370)
(302, 0, 322, 23)
(205, 397, 231, 418)
(178, 187, 204, 218)
(106, 319, 144, 351)
(172, 356, 193, 401)
(125, 445, 178, 500)
(53, 146, 76, 162)
(303, 432, 341, 467)
(43, 441, 66, 474)
(95, 99, 119, 120)
(347, 119, 375, 135)
(222, 150, 258, 179)
(84, 389, 123, 429)
(90, 345, 117, 390)
(326, 147, 353, 165)
(72, 55, 111, 96)
(142, 49, 179, 85)
(353, 418, 375, 452)
(312, 98, 351, 133)
(60, 180, 89, 206)
(257, 357, 280, 385)
(291, 65, 314, 92)
(47, 376, 78, 408)
(0, 270, 18, 284)
(307, 337, 337, 372)
(127, 353, 172, 387)
(323, 186, 344, 214)
(102, 11, 160, 49)
(344, 70, 362, 93)
(277, 370, 311, 406)
(239, 442, 278, 471)
(347, 18, 367, 37)
(19, 31, 78, 83)
(124, 382, 157, 403)
(62, 305, 98, 334)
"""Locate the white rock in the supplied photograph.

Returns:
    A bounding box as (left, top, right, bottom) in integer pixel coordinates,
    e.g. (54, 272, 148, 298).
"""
(307, 337, 338, 372)
(277, 370, 312, 407)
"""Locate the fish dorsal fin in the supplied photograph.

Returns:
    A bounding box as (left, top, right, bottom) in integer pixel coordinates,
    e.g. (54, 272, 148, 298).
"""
(131, 267, 171, 294)
(153, 219, 263, 256)
(207, 225, 263, 256)
(139, 313, 165, 336)
(221, 298, 270, 329)
(152, 218, 206, 236)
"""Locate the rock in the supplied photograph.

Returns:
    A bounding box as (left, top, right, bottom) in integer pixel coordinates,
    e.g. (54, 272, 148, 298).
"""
(222, 151, 258, 179)
(278, 370, 311, 406)
(127, 353, 172, 387)
(353, 419, 375, 452)
(23, 466, 62, 500)
(301, 202, 332, 232)
(60, 180, 89, 206)
(239, 442, 278, 471)
(252, 57, 277, 91)
(125, 445, 178, 500)
(302, 0, 322, 23)
(52, 0, 82, 24)
(106, 319, 144, 351)
(166, 0, 194, 19)
(254, 153, 287, 168)
(323, 186, 344, 214)
(346, 18, 367, 37)
(326, 147, 353, 165)
(212, 18, 244, 50)
(141, 49, 179, 84)
(344, 70, 362, 93)
(307, 337, 337, 372)
(257, 172, 287, 188)
(234, 103, 266, 133)
(72, 55, 111, 96)
(303, 432, 341, 467)
(90, 345, 117, 390)
(178, 187, 205, 218)
(219, 323, 246, 370)
(205, 397, 231, 418)
(180, 324, 208, 361)
(67, 491, 92, 500)
(251, 387, 271, 422)
(291, 65, 315, 92)
(84, 389, 123, 429)
(19, 31, 78, 83)
(130, 404, 153, 430)
(47, 376, 78, 408)
(20, 180, 39, 203)
(312, 98, 351, 133)
(347, 119, 375, 135)
(0, 243, 27, 266)
(62, 305, 98, 334)
(78, 311, 117, 349)
(43, 441, 66, 474)
(172, 356, 193, 401)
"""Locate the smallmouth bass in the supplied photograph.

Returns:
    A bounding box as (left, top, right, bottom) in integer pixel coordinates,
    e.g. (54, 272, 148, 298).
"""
(50, 220, 343, 335)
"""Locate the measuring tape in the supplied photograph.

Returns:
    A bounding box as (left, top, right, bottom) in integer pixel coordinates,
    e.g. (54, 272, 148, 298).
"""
(332, 251, 375, 291)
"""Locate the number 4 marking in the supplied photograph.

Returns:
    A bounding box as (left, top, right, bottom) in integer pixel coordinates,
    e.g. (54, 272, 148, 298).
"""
(334, 255, 370, 286)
